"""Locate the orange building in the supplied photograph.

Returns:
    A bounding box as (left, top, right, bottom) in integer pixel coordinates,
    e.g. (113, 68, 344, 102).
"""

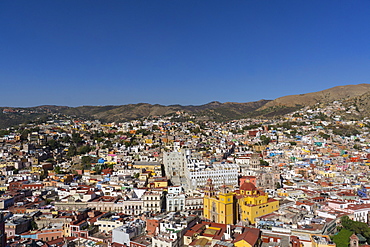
(20, 227, 63, 242)
(240, 176, 257, 187)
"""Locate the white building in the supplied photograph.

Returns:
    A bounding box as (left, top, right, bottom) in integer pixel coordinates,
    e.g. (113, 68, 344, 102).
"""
(142, 191, 164, 213)
(184, 191, 203, 211)
(163, 149, 189, 186)
(187, 163, 239, 189)
(112, 219, 146, 246)
(152, 213, 198, 247)
(166, 186, 185, 212)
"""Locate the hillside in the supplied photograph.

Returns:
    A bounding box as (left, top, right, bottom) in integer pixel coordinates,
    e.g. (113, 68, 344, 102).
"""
(58, 100, 271, 122)
(343, 90, 370, 117)
(259, 84, 370, 110)
(1, 83, 370, 128)
(0, 100, 271, 128)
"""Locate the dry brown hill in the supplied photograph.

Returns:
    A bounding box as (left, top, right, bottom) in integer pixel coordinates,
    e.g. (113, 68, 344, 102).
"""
(343, 90, 370, 116)
(59, 100, 270, 123)
(259, 84, 370, 110)
(2, 83, 370, 128)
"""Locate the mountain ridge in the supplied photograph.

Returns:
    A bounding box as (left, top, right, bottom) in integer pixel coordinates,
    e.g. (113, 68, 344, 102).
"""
(259, 83, 370, 110)
(1, 83, 370, 128)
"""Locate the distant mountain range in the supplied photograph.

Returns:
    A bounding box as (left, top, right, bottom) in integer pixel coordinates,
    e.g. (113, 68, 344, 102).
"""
(1, 83, 370, 128)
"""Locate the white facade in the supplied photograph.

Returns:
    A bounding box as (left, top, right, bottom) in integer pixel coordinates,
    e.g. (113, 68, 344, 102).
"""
(112, 219, 146, 246)
(353, 209, 369, 223)
(168, 186, 183, 195)
(95, 218, 125, 233)
(235, 156, 250, 165)
(187, 163, 239, 189)
(142, 191, 163, 213)
(166, 194, 185, 212)
(113, 199, 144, 215)
(186, 159, 206, 171)
(163, 150, 187, 177)
(152, 213, 193, 247)
(185, 195, 203, 210)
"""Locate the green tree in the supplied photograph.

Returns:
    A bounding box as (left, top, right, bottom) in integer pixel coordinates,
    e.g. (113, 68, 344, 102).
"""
(192, 127, 201, 134)
(316, 112, 328, 121)
(260, 159, 269, 166)
(54, 165, 62, 174)
(260, 135, 271, 145)
(47, 139, 61, 150)
(275, 182, 282, 189)
(353, 144, 362, 150)
(71, 133, 83, 145)
(102, 140, 112, 149)
(30, 220, 38, 230)
(94, 165, 102, 174)
(81, 156, 97, 170)
(62, 135, 71, 143)
(332, 229, 353, 247)
(78, 145, 92, 155)
(67, 145, 77, 157)
(0, 129, 10, 137)
(340, 216, 370, 243)
(319, 132, 330, 140)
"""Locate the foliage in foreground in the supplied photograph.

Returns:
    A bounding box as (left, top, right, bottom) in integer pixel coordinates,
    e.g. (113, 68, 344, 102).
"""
(332, 228, 353, 247)
(340, 216, 370, 243)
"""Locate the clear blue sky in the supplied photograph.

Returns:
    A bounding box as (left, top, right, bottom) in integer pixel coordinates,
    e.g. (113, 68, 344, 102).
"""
(1, 1, 370, 107)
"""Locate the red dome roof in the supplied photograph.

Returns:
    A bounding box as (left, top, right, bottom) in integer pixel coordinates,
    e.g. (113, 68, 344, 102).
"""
(240, 181, 256, 191)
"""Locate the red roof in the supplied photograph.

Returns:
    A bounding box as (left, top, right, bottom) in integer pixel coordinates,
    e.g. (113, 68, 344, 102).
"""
(240, 182, 256, 191)
(233, 227, 260, 245)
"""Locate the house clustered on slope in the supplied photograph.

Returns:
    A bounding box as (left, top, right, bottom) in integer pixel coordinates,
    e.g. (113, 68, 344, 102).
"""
(0, 102, 370, 247)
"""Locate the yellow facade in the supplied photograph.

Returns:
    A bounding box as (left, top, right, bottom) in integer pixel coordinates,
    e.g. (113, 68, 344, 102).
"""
(139, 173, 150, 181)
(31, 165, 43, 174)
(60, 175, 73, 183)
(253, 145, 267, 152)
(323, 171, 336, 178)
(203, 190, 234, 225)
(239, 197, 279, 224)
(234, 240, 253, 247)
(133, 163, 161, 173)
(203, 179, 279, 225)
(310, 235, 336, 247)
(89, 179, 98, 184)
(154, 181, 168, 188)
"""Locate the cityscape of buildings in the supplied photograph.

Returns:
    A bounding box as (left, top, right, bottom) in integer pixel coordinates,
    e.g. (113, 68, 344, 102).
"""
(0, 101, 370, 246)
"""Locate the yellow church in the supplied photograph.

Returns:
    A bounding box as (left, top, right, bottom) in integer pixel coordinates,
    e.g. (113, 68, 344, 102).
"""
(203, 178, 279, 224)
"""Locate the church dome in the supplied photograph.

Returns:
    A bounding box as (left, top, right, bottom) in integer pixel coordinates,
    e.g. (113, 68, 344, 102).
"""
(240, 181, 256, 191)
